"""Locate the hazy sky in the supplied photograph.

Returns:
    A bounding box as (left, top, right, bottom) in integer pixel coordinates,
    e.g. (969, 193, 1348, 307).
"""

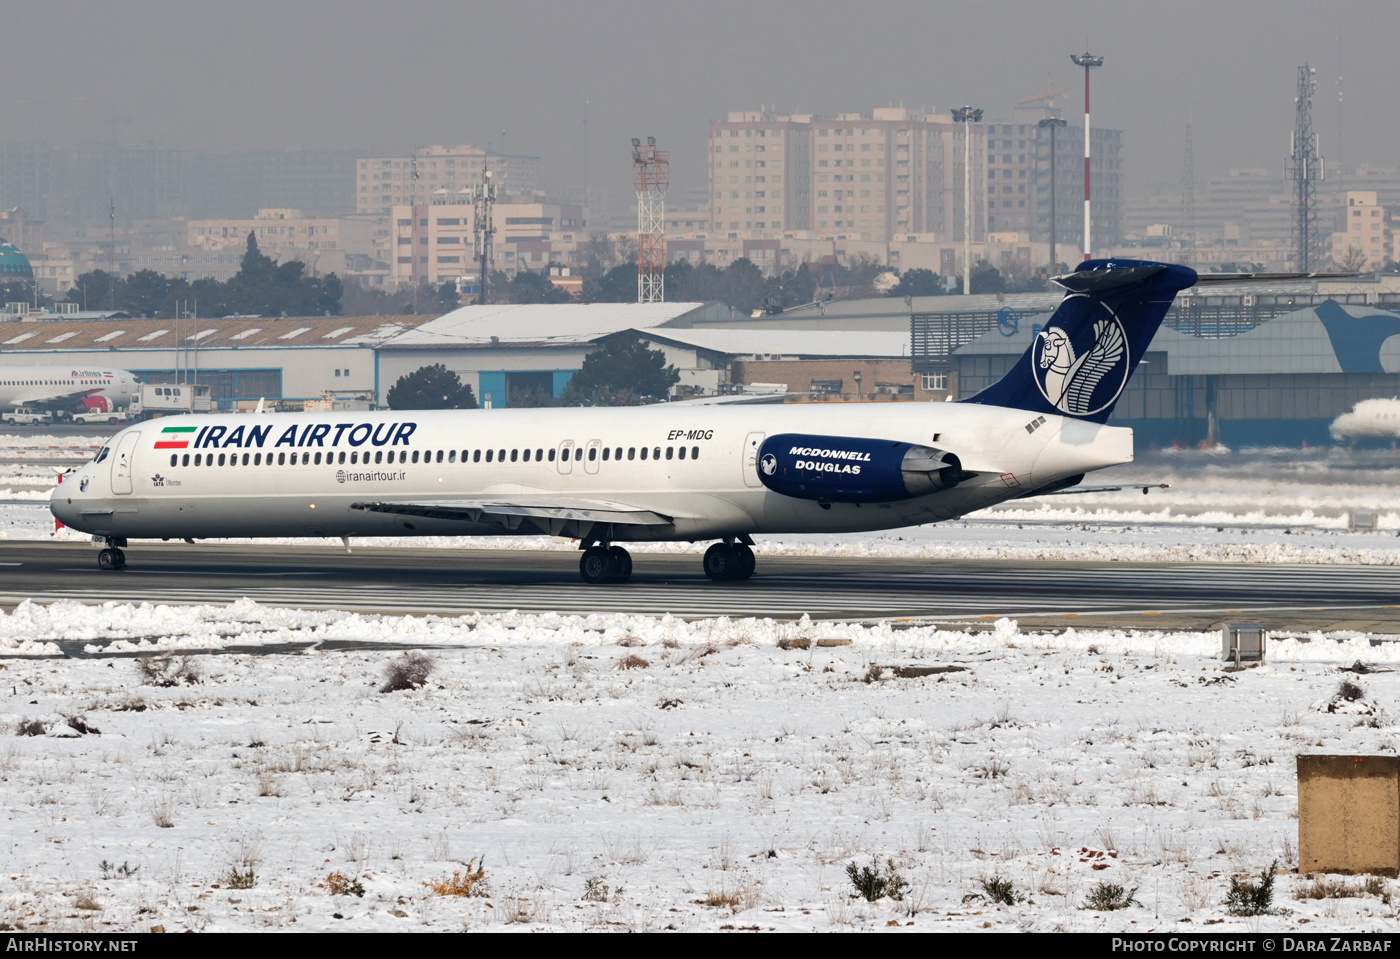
(5, 1, 1397, 210)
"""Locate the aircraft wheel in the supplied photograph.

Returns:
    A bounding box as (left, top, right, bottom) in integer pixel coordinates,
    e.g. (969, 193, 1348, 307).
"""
(112, 548, 126, 569)
(579, 546, 615, 585)
(733, 544, 755, 580)
(97, 549, 117, 571)
(703, 543, 740, 582)
(607, 546, 632, 583)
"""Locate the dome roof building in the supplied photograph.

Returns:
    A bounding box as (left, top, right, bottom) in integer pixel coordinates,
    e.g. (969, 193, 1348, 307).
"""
(0, 239, 33, 281)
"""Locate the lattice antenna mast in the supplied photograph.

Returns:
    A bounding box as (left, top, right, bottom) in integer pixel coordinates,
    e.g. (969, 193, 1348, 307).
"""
(473, 169, 496, 306)
(632, 136, 668, 303)
(1287, 64, 1325, 271)
(1180, 122, 1195, 264)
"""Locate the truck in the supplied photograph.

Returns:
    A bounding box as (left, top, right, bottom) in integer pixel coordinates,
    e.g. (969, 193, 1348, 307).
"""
(131, 383, 213, 419)
(3, 408, 54, 426)
(70, 409, 130, 425)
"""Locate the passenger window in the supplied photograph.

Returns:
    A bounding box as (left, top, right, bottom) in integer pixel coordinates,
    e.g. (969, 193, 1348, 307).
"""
(170, 454, 177, 467)
(692, 446, 699, 459)
(499, 448, 506, 462)
(601, 447, 610, 461)
(243, 453, 250, 465)
(314, 452, 322, 465)
(536, 448, 543, 460)
(278, 452, 286, 465)
(628, 447, 635, 460)
(349, 452, 356, 464)
(436, 450, 443, 463)
(473, 450, 481, 462)
(547, 448, 555, 462)
(665, 447, 674, 460)
(640, 447, 648, 460)
(588, 447, 597, 461)
(449, 450, 456, 463)
(255, 453, 262, 465)
(304, 452, 311, 465)
(182, 454, 189, 466)
(679, 447, 688, 460)
(486, 449, 493, 463)
(339, 452, 346, 464)
(192, 452, 200, 466)
(218, 453, 226, 466)
(575, 448, 583, 461)
(411, 450, 419, 464)
(653, 447, 661, 459)
(615, 447, 623, 460)
(511, 449, 518, 462)
(399, 450, 407, 464)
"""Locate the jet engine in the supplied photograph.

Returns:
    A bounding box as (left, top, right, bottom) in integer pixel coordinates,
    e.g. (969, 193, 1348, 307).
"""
(756, 433, 971, 504)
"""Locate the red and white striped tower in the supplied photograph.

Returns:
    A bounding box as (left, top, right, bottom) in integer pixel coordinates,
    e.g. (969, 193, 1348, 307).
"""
(1070, 51, 1103, 260)
(632, 136, 669, 303)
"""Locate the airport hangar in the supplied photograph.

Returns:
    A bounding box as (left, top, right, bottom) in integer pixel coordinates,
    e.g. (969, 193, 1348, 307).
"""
(0, 301, 917, 409)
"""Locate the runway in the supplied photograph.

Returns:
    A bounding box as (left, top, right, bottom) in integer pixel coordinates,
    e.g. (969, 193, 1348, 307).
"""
(0, 541, 1397, 629)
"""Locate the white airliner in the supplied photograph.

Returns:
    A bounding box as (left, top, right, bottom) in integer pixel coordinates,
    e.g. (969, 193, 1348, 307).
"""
(49, 260, 1330, 582)
(0, 366, 138, 415)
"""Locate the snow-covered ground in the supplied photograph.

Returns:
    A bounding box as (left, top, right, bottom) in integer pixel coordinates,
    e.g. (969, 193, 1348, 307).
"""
(0, 601, 1396, 932)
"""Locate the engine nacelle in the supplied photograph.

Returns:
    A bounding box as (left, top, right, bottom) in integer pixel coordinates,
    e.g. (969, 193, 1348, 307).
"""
(756, 433, 971, 504)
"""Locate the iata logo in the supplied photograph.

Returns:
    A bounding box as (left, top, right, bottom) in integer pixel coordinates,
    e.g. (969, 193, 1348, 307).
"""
(760, 454, 777, 476)
(151, 474, 165, 488)
(1032, 299, 1130, 417)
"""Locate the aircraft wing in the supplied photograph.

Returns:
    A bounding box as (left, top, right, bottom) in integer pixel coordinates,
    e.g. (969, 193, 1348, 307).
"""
(20, 388, 92, 408)
(349, 496, 675, 534)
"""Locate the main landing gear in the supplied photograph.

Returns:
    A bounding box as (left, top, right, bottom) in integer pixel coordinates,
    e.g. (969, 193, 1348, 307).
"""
(703, 541, 755, 582)
(96, 537, 127, 571)
(579, 544, 633, 584)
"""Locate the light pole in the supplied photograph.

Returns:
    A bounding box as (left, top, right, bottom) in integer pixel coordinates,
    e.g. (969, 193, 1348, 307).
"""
(1038, 117, 1067, 273)
(852, 369, 862, 400)
(1070, 51, 1103, 260)
(952, 106, 983, 294)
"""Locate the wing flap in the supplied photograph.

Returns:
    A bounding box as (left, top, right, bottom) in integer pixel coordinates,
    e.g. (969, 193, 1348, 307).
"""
(349, 497, 675, 528)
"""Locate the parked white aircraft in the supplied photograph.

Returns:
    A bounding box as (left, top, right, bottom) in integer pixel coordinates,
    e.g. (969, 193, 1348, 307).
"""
(0, 366, 138, 415)
(49, 260, 1328, 581)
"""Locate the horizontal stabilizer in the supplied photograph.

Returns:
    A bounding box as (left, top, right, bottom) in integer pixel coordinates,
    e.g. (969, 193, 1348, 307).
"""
(1189, 271, 1359, 285)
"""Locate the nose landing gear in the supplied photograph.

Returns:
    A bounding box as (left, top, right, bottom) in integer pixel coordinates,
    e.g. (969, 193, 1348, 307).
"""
(96, 537, 127, 571)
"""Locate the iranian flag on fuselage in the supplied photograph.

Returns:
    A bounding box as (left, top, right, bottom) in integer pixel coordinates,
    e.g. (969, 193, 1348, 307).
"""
(154, 425, 196, 450)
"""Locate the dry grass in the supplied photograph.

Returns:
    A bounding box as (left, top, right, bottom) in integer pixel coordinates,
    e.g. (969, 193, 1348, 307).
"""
(701, 889, 743, 908)
(135, 654, 201, 687)
(381, 652, 435, 692)
(424, 858, 490, 898)
(1294, 875, 1387, 900)
(616, 654, 650, 671)
(325, 872, 365, 897)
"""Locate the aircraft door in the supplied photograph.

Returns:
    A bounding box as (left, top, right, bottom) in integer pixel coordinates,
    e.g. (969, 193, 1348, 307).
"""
(583, 439, 601, 475)
(556, 440, 574, 474)
(110, 430, 141, 495)
(742, 431, 766, 488)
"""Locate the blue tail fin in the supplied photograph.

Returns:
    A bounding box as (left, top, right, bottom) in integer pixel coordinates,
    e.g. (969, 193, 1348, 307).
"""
(962, 259, 1198, 424)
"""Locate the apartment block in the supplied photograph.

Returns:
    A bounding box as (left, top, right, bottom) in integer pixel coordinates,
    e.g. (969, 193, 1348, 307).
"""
(188, 208, 340, 256)
(1331, 191, 1394, 270)
(388, 199, 585, 287)
(357, 146, 540, 215)
(704, 108, 1122, 252)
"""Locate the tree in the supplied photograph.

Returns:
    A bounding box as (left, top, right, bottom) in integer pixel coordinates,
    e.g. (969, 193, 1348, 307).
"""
(386, 364, 478, 410)
(508, 268, 571, 304)
(588, 263, 636, 303)
(436, 280, 461, 312)
(561, 333, 679, 406)
(969, 260, 1007, 295)
(889, 268, 945, 298)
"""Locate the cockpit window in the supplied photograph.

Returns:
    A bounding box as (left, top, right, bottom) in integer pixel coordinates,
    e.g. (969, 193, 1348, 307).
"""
(94, 447, 110, 464)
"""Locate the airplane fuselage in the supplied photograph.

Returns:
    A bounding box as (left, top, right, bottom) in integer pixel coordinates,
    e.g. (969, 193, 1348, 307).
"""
(0, 366, 138, 414)
(52, 402, 1132, 543)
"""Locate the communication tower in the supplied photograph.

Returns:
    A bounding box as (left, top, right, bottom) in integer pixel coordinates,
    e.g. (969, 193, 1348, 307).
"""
(632, 136, 668, 303)
(473, 169, 496, 306)
(1287, 64, 1325, 272)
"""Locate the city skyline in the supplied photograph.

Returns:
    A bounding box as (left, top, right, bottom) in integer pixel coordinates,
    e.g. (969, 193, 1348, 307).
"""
(1, 0, 1393, 215)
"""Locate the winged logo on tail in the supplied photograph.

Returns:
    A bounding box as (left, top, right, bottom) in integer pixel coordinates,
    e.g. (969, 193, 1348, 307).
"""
(1033, 307, 1129, 417)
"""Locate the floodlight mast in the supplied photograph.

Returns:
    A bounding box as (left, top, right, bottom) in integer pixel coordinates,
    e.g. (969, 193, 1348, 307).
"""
(1038, 117, 1067, 273)
(1070, 51, 1103, 260)
(633, 136, 668, 303)
(952, 106, 982, 295)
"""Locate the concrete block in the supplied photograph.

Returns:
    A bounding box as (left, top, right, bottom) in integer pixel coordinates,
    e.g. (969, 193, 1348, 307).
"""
(1298, 754, 1400, 876)
(816, 638, 852, 647)
(777, 639, 811, 651)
